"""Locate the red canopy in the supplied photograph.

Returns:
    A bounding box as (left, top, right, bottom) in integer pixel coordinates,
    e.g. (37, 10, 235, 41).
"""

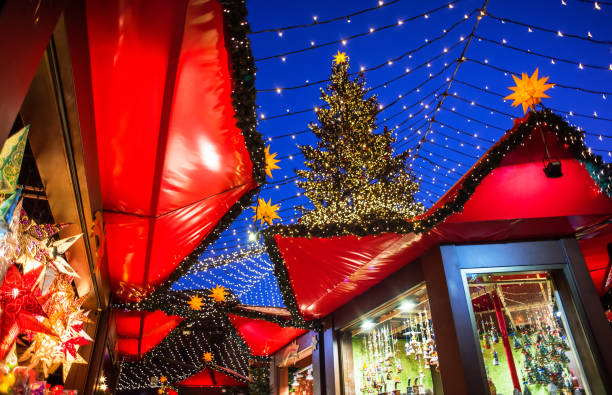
(115, 310, 184, 359)
(269, 113, 612, 319)
(87, 0, 258, 301)
(179, 367, 247, 387)
(229, 314, 307, 356)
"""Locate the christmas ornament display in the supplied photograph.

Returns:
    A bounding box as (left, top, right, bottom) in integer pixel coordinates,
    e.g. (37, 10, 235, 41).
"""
(471, 273, 585, 394)
(355, 306, 438, 394)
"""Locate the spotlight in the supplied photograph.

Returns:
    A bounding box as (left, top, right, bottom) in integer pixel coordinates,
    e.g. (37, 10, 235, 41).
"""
(361, 320, 375, 330)
(399, 300, 416, 312)
(543, 158, 562, 178)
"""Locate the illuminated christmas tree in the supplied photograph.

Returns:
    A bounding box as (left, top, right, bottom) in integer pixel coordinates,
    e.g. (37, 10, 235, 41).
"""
(297, 52, 423, 226)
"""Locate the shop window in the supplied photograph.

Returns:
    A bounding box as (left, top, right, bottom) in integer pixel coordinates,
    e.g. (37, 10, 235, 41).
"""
(467, 271, 589, 395)
(289, 365, 314, 395)
(340, 284, 442, 395)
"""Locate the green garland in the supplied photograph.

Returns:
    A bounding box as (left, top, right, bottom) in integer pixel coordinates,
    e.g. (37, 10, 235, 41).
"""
(117, 312, 268, 390)
(116, 287, 316, 329)
(263, 109, 612, 321)
(248, 363, 271, 395)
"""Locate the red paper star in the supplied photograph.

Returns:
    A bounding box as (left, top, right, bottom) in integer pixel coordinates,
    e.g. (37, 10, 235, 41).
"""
(0, 265, 51, 359)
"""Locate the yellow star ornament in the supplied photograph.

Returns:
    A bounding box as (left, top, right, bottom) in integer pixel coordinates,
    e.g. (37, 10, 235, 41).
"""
(203, 352, 213, 363)
(504, 68, 554, 114)
(264, 145, 280, 178)
(160, 376, 167, 383)
(333, 50, 348, 64)
(209, 285, 227, 303)
(187, 294, 204, 310)
(251, 198, 281, 226)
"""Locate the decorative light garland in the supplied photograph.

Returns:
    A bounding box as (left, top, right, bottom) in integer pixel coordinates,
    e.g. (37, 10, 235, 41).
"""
(263, 109, 612, 322)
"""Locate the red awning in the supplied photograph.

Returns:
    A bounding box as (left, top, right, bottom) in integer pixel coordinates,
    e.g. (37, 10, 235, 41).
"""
(229, 314, 307, 356)
(179, 367, 248, 387)
(115, 310, 184, 359)
(270, 115, 612, 319)
(86, 0, 257, 300)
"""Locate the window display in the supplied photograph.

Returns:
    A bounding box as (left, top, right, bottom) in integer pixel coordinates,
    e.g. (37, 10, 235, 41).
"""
(467, 271, 588, 395)
(342, 284, 442, 395)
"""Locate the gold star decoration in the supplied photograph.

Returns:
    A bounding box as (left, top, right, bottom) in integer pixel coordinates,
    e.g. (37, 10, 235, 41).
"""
(209, 285, 226, 303)
(264, 145, 281, 178)
(251, 197, 281, 226)
(504, 68, 554, 114)
(160, 376, 167, 383)
(203, 352, 213, 363)
(187, 294, 204, 310)
(333, 50, 348, 64)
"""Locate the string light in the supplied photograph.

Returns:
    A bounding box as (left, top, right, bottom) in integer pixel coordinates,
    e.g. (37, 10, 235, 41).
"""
(257, 11, 473, 92)
(255, 1, 461, 62)
(484, 11, 612, 45)
(250, 0, 404, 34)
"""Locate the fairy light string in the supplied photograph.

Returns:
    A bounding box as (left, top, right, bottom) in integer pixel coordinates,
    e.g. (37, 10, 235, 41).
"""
(250, 0, 405, 34)
(254, 1, 461, 61)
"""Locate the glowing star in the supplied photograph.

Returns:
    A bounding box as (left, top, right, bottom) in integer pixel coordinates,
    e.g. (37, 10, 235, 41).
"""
(187, 294, 204, 310)
(251, 198, 281, 226)
(209, 285, 226, 303)
(333, 51, 348, 64)
(160, 376, 167, 383)
(19, 277, 91, 381)
(264, 146, 281, 178)
(0, 265, 52, 360)
(504, 68, 554, 114)
(203, 352, 213, 363)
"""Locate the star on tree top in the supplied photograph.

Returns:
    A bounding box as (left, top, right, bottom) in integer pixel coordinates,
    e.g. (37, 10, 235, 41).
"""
(333, 51, 348, 64)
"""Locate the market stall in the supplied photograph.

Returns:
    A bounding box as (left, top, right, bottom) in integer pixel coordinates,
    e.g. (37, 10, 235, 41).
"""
(264, 110, 612, 394)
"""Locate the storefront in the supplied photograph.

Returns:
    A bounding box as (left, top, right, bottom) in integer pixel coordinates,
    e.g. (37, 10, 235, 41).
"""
(265, 111, 612, 394)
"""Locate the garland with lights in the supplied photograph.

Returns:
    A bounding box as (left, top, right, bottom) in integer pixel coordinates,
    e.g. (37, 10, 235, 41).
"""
(264, 109, 612, 322)
(116, 286, 317, 328)
(112, 0, 277, 389)
(115, 286, 315, 389)
(117, 314, 258, 390)
(248, 363, 270, 395)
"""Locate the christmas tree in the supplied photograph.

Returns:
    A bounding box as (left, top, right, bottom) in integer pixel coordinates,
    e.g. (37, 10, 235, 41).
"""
(296, 52, 424, 227)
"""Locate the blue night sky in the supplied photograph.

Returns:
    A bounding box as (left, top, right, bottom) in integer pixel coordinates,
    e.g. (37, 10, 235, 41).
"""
(173, 0, 612, 306)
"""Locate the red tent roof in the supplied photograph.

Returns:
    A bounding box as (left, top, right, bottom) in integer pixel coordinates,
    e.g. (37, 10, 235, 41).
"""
(179, 366, 248, 387)
(229, 314, 307, 356)
(115, 310, 184, 359)
(87, 0, 260, 301)
(268, 112, 612, 319)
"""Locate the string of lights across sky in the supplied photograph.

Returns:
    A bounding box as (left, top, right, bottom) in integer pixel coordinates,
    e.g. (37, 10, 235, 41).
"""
(172, 0, 612, 308)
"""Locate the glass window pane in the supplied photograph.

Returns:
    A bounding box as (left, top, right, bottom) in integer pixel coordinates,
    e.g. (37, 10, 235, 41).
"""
(467, 271, 588, 395)
(342, 284, 442, 394)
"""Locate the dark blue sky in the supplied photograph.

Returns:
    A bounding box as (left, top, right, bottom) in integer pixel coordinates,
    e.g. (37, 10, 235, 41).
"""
(173, 0, 612, 306)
